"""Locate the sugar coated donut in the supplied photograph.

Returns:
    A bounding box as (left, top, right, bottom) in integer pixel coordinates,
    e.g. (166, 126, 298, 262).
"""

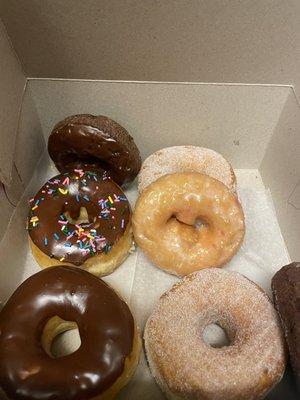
(0, 266, 141, 400)
(133, 172, 245, 276)
(48, 114, 141, 186)
(138, 146, 236, 193)
(144, 269, 286, 400)
(27, 168, 132, 276)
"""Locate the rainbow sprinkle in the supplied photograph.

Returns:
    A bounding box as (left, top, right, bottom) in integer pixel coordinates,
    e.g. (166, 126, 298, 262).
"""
(62, 177, 70, 185)
(58, 188, 68, 195)
(74, 169, 84, 177)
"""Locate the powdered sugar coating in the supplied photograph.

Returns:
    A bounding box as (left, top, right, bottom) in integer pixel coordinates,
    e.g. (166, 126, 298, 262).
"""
(138, 146, 236, 193)
(144, 269, 286, 400)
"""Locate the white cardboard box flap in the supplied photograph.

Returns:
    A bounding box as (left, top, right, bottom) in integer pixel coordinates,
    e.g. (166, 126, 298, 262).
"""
(0, 19, 26, 185)
(0, 82, 45, 241)
(1, 1, 300, 96)
(261, 91, 300, 261)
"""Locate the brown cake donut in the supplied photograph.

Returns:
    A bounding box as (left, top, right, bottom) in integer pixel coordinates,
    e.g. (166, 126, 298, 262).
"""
(272, 262, 300, 390)
(48, 114, 141, 186)
(0, 266, 141, 400)
(27, 168, 132, 276)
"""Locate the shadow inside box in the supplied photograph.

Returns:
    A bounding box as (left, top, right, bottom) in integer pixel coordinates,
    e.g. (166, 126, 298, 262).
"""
(266, 363, 298, 400)
(0, 204, 30, 305)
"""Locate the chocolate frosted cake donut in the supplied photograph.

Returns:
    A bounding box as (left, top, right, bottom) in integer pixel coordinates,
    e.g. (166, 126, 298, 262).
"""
(272, 262, 300, 390)
(48, 114, 141, 186)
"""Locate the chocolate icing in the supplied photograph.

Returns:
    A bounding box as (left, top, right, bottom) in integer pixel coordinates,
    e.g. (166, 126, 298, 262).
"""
(272, 262, 300, 390)
(27, 169, 130, 265)
(0, 266, 134, 400)
(48, 114, 141, 186)
(0, 266, 135, 399)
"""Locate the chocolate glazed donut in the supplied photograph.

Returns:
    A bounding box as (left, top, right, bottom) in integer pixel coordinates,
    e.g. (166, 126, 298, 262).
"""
(48, 114, 141, 186)
(0, 266, 141, 400)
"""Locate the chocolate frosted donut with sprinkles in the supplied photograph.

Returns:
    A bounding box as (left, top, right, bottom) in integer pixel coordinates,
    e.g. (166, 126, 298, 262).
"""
(27, 168, 132, 276)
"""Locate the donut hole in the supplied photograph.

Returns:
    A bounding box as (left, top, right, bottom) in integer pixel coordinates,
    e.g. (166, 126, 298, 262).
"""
(51, 326, 81, 358)
(41, 316, 81, 358)
(64, 207, 95, 226)
(202, 323, 231, 348)
(194, 217, 209, 230)
(169, 213, 209, 230)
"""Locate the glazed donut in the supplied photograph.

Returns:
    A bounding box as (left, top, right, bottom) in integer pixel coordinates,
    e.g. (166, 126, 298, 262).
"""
(48, 114, 141, 186)
(0, 266, 141, 400)
(144, 269, 286, 400)
(138, 146, 236, 193)
(133, 172, 245, 276)
(272, 262, 300, 389)
(27, 168, 132, 276)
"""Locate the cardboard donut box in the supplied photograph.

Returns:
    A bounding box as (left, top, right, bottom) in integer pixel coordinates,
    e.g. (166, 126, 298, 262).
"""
(0, 3, 299, 399)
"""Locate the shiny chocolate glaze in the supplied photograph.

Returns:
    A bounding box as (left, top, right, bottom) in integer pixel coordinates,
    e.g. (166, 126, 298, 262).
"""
(27, 169, 130, 265)
(0, 266, 135, 400)
(272, 262, 300, 390)
(48, 114, 141, 186)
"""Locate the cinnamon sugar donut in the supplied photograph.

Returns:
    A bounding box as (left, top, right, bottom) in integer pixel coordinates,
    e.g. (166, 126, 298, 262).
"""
(138, 146, 236, 193)
(144, 269, 286, 400)
(133, 172, 245, 276)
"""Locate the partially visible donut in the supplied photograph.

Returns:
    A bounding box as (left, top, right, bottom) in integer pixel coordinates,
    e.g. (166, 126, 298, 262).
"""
(0, 266, 141, 400)
(272, 262, 300, 390)
(138, 146, 236, 193)
(144, 269, 286, 400)
(27, 168, 132, 276)
(133, 172, 245, 276)
(48, 114, 141, 186)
